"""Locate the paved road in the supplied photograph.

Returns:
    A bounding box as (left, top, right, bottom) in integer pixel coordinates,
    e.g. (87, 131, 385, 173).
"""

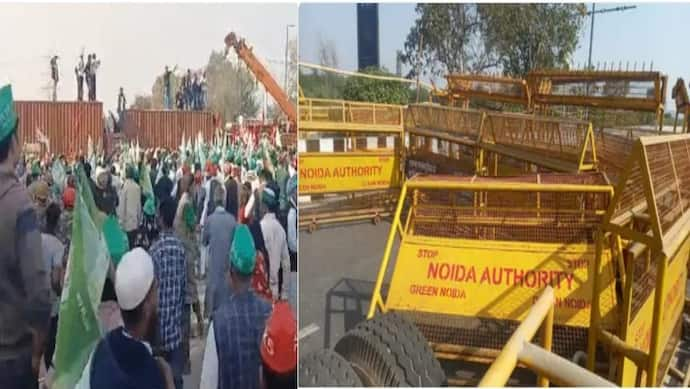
(299, 221, 397, 357)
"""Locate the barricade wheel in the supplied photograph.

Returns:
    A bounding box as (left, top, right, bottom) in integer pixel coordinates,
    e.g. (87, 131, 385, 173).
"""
(308, 221, 317, 233)
(334, 312, 446, 387)
(373, 214, 381, 225)
(299, 349, 363, 387)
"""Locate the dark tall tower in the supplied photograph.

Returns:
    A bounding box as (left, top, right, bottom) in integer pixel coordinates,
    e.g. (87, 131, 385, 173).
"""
(357, 3, 379, 70)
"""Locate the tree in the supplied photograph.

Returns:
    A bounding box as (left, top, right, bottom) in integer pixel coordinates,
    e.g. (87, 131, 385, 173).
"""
(478, 4, 585, 77)
(130, 95, 152, 110)
(317, 37, 339, 68)
(343, 67, 411, 105)
(206, 50, 260, 121)
(299, 38, 348, 99)
(401, 4, 498, 79)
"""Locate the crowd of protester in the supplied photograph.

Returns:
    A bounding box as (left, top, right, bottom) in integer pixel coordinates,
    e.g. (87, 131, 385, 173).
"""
(0, 83, 297, 389)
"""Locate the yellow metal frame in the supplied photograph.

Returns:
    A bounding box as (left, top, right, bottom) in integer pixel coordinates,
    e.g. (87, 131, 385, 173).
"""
(588, 134, 690, 386)
(367, 176, 614, 319)
(405, 103, 598, 176)
(479, 287, 616, 387)
(442, 73, 531, 108)
(299, 97, 405, 229)
(527, 70, 668, 134)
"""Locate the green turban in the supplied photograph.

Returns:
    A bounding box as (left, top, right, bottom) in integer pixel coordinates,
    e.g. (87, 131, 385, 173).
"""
(143, 196, 156, 216)
(229, 224, 256, 276)
(262, 185, 279, 208)
(31, 162, 41, 176)
(0, 85, 18, 142)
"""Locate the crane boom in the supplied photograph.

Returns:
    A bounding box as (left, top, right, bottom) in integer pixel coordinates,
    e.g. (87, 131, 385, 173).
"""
(225, 32, 296, 124)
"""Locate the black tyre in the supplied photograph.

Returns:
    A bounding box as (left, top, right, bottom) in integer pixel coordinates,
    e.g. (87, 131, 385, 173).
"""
(299, 349, 363, 387)
(335, 312, 446, 386)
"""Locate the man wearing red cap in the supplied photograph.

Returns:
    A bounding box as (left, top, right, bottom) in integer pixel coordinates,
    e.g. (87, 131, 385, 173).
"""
(260, 300, 297, 389)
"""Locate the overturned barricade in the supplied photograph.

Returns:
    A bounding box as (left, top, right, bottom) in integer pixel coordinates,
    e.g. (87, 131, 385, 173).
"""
(405, 103, 597, 177)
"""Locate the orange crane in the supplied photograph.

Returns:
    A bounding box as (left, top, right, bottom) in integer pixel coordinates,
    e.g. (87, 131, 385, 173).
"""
(224, 32, 297, 126)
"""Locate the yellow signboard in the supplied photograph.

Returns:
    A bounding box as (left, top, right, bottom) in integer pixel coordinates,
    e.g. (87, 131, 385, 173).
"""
(620, 239, 689, 386)
(299, 152, 400, 194)
(384, 237, 618, 328)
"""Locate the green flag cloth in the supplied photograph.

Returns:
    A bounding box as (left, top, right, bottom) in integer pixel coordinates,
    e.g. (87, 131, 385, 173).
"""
(0, 84, 18, 141)
(52, 160, 66, 194)
(139, 164, 154, 199)
(183, 202, 196, 232)
(52, 168, 110, 389)
(102, 215, 129, 266)
(143, 195, 156, 216)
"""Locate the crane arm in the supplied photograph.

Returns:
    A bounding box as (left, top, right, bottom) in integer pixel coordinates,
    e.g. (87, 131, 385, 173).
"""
(225, 32, 296, 124)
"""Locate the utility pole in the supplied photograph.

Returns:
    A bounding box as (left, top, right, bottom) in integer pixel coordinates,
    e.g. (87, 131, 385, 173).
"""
(585, 4, 636, 70)
(284, 24, 296, 93)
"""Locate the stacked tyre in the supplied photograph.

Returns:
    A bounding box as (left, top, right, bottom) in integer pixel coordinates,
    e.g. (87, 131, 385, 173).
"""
(299, 349, 363, 387)
(299, 312, 446, 387)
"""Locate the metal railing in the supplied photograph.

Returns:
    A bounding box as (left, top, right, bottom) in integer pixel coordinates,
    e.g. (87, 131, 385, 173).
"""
(479, 287, 616, 387)
(299, 97, 404, 133)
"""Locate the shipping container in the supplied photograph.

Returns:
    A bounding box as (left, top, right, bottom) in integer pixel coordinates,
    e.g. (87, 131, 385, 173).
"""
(14, 101, 104, 157)
(122, 109, 219, 149)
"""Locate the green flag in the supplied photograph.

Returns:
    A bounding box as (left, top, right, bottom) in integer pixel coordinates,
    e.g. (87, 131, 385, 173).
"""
(52, 168, 110, 389)
(140, 163, 154, 199)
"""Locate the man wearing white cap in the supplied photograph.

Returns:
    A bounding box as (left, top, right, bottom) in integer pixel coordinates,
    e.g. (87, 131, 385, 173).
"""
(89, 248, 172, 389)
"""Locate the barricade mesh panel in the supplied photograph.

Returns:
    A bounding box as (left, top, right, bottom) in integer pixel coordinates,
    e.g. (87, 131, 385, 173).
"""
(402, 174, 610, 244)
(399, 310, 589, 360)
(405, 104, 594, 173)
(446, 76, 527, 100)
(300, 98, 403, 127)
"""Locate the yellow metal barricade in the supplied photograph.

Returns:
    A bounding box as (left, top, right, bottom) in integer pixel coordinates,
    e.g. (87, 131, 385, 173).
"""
(405, 104, 598, 177)
(588, 134, 690, 386)
(299, 97, 405, 231)
(367, 173, 617, 382)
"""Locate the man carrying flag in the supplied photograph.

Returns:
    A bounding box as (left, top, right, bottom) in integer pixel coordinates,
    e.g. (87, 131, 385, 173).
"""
(0, 84, 52, 388)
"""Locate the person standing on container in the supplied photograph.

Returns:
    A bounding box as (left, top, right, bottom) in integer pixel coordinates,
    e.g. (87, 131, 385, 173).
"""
(117, 87, 127, 116)
(89, 53, 101, 101)
(84, 54, 92, 101)
(0, 84, 52, 388)
(163, 65, 177, 110)
(185, 69, 192, 110)
(200, 71, 208, 110)
(50, 55, 59, 102)
(75, 54, 85, 101)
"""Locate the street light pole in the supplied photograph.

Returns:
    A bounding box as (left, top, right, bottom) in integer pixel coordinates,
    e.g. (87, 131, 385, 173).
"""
(284, 24, 296, 93)
(587, 4, 595, 70)
(585, 4, 636, 71)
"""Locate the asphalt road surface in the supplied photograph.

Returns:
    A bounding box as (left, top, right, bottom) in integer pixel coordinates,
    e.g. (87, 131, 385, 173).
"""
(299, 220, 397, 357)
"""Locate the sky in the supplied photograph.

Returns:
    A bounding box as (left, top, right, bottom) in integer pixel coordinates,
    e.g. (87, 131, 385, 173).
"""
(299, 2, 690, 106)
(0, 3, 297, 114)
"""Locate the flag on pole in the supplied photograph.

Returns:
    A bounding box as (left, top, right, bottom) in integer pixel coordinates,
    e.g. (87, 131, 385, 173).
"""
(52, 168, 109, 389)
